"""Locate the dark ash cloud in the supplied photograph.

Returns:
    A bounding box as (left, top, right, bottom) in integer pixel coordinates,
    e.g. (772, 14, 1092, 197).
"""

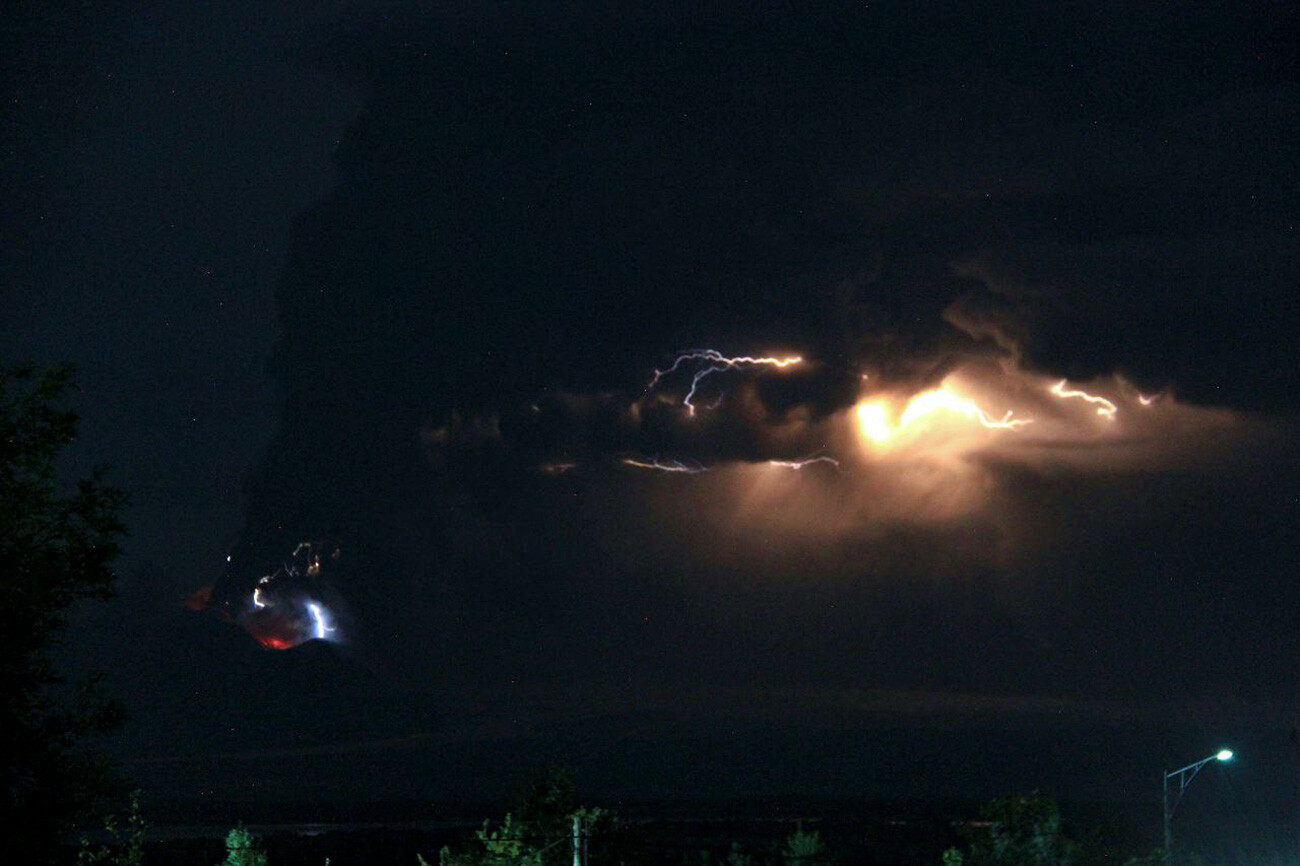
(161, 1, 1300, 816)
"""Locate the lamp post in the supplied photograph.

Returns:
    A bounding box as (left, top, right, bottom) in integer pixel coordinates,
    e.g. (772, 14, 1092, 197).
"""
(1163, 748, 1233, 864)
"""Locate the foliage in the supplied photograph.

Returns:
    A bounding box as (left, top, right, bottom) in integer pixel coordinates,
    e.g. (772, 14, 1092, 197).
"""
(0, 363, 129, 860)
(219, 825, 269, 866)
(515, 765, 578, 830)
(942, 848, 966, 866)
(782, 823, 827, 864)
(725, 841, 755, 866)
(474, 812, 543, 866)
(958, 793, 1079, 866)
(1121, 853, 1164, 866)
(431, 767, 609, 866)
(76, 790, 147, 866)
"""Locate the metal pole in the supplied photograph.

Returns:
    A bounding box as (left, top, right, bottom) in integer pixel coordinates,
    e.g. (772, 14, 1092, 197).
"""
(1163, 751, 1231, 865)
(1170, 764, 1180, 858)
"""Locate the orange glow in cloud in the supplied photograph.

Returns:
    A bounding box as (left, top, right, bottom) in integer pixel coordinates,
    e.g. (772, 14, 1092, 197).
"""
(855, 385, 1031, 447)
(855, 401, 894, 443)
(900, 388, 1032, 432)
(462, 348, 1262, 553)
(495, 349, 1259, 541)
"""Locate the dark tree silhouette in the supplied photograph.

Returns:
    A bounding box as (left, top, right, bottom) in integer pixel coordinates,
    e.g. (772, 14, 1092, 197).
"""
(957, 793, 1080, 866)
(0, 363, 129, 860)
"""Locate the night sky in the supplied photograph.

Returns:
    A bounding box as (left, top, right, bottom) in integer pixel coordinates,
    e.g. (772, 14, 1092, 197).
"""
(4, 1, 1300, 854)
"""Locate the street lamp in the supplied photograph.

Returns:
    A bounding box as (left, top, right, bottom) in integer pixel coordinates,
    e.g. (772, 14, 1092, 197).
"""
(1163, 748, 1233, 864)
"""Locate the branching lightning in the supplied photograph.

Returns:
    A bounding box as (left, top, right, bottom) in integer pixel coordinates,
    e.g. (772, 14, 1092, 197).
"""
(621, 456, 710, 474)
(1050, 379, 1118, 419)
(622, 454, 838, 473)
(647, 350, 802, 415)
(417, 344, 1213, 552)
(766, 456, 841, 470)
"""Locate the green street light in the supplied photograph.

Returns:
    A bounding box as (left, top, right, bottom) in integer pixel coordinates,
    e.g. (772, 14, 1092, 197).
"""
(1163, 748, 1233, 864)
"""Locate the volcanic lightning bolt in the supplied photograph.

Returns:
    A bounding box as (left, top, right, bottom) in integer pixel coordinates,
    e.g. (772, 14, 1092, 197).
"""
(1050, 379, 1118, 418)
(252, 575, 271, 609)
(193, 539, 344, 651)
(766, 456, 841, 470)
(900, 388, 1032, 431)
(622, 456, 710, 474)
(423, 344, 1214, 550)
(307, 602, 335, 640)
(647, 350, 802, 415)
(619, 454, 841, 474)
(856, 386, 1032, 446)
